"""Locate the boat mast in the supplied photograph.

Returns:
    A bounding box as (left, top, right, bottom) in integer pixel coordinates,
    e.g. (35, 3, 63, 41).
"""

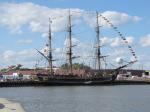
(67, 10, 73, 74)
(48, 18, 53, 75)
(96, 12, 101, 71)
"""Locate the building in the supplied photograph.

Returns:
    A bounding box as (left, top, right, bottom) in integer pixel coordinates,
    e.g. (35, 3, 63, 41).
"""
(0, 69, 38, 81)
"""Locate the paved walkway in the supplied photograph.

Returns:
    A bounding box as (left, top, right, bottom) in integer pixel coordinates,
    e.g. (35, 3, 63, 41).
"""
(0, 98, 25, 112)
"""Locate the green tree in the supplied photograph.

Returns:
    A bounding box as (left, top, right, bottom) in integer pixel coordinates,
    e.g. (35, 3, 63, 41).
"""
(61, 63, 90, 70)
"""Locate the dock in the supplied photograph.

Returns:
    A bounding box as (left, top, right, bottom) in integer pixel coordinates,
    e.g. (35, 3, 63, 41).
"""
(0, 98, 25, 112)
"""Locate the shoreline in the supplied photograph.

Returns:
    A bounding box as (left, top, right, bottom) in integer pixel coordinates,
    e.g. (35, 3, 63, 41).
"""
(0, 80, 150, 87)
(0, 98, 25, 112)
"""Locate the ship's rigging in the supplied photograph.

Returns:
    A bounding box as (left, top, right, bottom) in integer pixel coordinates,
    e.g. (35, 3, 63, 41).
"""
(48, 18, 53, 76)
(66, 10, 73, 74)
(95, 11, 101, 71)
(36, 10, 137, 77)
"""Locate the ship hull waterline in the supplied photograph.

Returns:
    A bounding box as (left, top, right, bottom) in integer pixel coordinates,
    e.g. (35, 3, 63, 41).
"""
(37, 76, 115, 85)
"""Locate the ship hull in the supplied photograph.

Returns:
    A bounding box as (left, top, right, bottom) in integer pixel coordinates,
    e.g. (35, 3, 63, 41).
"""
(44, 80, 112, 85)
(39, 77, 113, 85)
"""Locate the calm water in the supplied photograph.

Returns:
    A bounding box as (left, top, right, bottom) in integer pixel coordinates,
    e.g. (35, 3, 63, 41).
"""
(0, 85, 150, 112)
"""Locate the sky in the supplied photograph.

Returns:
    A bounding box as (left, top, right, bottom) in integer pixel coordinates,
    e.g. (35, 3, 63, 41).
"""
(0, 0, 150, 70)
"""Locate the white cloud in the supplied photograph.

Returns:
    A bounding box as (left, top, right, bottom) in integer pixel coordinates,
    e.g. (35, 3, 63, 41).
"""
(126, 36, 134, 44)
(17, 39, 33, 44)
(101, 11, 140, 26)
(111, 36, 134, 46)
(0, 2, 83, 35)
(132, 54, 150, 70)
(100, 36, 134, 47)
(0, 49, 37, 67)
(0, 3, 140, 35)
(100, 37, 111, 45)
(2, 50, 16, 62)
(84, 11, 141, 28)
(64, 37, 80, 46)
(110, 37, 121, 47)
(140, 34, 150, 47)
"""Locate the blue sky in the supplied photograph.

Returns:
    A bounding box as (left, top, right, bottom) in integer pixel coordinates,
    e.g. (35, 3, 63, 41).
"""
(0, 0, 149, 69)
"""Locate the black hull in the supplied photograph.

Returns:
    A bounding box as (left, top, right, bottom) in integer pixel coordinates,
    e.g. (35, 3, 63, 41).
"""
(36, 71, 119, 85)
(1, 80, 150, 87)
(43, 80, 113, 86)
(43, 77, 113, 85)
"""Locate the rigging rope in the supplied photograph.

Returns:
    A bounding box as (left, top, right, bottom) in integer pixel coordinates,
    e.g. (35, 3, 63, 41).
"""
(98, 14, 138, 62)
(45, 10, 137, 69)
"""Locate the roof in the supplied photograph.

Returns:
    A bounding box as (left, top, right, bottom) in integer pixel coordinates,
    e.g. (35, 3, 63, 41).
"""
(0, 69, 144, 76)
(0, 69, 36, 75)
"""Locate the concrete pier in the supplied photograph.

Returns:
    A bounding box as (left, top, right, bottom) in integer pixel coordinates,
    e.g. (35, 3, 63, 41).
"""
(0, 98, 25, 112)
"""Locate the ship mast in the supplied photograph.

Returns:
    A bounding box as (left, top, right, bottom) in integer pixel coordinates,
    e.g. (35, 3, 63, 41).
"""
(48, 18, 53, 75)
(67, 10, 73, 74)
(95, 12, 101, 71)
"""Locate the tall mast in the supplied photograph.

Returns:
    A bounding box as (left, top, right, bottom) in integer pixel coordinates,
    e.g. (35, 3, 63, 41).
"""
(67, 10, 73, 74)
(48, 18, 53, 75)
(96, 12, 101, 71)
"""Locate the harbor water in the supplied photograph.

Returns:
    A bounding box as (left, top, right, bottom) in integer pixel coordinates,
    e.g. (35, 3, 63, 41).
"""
(0, 85, 150, 112)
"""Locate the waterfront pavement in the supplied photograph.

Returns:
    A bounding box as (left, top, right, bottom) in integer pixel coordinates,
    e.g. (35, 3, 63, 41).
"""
(0, 98, 25, 112)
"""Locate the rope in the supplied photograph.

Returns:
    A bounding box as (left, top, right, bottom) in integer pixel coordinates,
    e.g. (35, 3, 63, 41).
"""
(98, 14, 137, 61)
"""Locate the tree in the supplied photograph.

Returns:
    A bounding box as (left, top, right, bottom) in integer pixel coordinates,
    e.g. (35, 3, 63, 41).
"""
(60, 63, 91, 70)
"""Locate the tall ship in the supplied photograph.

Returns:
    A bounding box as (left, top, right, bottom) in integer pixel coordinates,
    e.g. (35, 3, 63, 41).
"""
(35, 10, 137, 85)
